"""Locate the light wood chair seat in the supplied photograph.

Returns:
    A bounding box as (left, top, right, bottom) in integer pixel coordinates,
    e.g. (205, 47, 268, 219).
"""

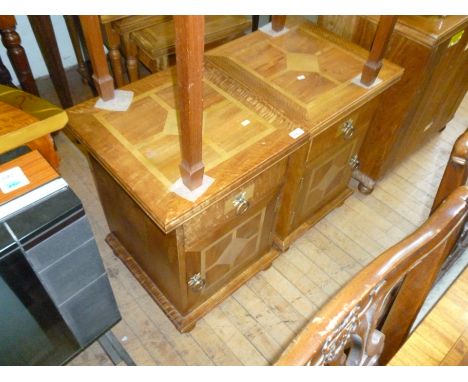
(0, 84, 68, 169)
(131, 16, 251, 72)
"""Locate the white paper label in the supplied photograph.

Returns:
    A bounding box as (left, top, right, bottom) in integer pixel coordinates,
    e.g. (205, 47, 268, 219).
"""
(289, 128, 305, 139)
(0, 167, 30, 194)
(241, 119, 251, 127)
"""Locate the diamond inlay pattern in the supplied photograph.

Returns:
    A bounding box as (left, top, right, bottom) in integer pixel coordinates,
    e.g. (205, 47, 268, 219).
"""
(201, 210, 264, 286)
(211, 22, 364, 107)
(95, 81, 276, 187)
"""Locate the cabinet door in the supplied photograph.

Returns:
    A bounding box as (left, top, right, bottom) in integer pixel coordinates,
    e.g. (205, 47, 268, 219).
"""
(184, 190, 279, 310)
(293, 139, 360, 228)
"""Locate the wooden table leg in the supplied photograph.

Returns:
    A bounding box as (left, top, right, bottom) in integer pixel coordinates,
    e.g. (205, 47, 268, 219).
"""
(360, 16, 397, 86)
(0, 15, 39, 96)
(252, 16, 260, 32)
(79, 16, 115, 101)
(28, 16, 74, 108)
(174, 16, 205, 190)
(272, 16, 287, 32)
(122, 35, 139, 83)
(64, 15, 90, 85)
(103, 23, 125, 87)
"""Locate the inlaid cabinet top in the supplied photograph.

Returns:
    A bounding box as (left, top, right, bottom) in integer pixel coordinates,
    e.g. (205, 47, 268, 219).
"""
(206, 19, 403, 133)
(67, 68, 307, 233)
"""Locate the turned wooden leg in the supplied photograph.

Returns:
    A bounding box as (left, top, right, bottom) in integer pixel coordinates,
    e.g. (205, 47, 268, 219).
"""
(103, 23, 125, 87)
(64, 15, 90, 85)
(123, 36, 139, 83)
(0, 15, 39, 96)
(27, 134, 60, 170)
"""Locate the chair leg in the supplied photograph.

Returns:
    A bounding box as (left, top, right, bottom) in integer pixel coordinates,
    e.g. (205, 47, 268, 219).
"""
(27, 134, 60, 170)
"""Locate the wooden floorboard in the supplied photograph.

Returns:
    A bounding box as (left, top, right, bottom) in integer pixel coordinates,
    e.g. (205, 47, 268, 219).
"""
(389, 268, 468, 366)
(57, 77, 467, 365)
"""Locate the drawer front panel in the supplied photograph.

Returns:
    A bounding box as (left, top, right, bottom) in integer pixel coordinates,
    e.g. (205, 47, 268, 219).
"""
(306, 100, 377, 165)
(183, 158, 287, 248)
(184, 189, 280, 310)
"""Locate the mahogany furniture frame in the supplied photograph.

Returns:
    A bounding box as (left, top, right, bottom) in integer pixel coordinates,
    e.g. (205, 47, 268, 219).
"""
(276, 129, 468, 365)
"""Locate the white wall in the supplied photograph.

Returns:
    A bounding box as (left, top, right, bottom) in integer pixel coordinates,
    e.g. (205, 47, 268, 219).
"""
(0, 16, 78, 85)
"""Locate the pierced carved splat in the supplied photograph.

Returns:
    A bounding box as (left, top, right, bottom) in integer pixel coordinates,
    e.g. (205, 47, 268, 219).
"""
(313, 280, 388, 366)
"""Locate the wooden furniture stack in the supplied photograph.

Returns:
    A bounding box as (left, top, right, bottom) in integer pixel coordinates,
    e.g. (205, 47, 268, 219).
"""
(98, 15, 251, 87)
(66, 16, 402, 332)
(319, 15, 468, 181)
(205, 17, 402, 249)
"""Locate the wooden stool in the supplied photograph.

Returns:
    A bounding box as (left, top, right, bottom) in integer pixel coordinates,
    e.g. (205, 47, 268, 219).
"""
(0, 85, 68, 170)
(131, 16, 251, 73)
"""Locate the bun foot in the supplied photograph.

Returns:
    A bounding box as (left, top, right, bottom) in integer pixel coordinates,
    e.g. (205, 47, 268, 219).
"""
(352, 169, 376, 195)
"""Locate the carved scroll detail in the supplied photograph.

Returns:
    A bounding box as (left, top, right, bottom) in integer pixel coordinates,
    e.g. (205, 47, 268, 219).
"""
(313, 280, 387, 366)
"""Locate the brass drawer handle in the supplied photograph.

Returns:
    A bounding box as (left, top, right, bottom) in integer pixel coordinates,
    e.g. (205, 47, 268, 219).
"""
(342, 120, 355, 140)
(348, 154, 360, 170)
(233, 192, 250, 215)
(188, 273, 206, 292)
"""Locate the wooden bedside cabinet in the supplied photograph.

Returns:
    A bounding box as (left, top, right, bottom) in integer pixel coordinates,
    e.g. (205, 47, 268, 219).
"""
(205, 18, 403, 249)
(66, 68, 308, 332)
(319, 15, 468, 179)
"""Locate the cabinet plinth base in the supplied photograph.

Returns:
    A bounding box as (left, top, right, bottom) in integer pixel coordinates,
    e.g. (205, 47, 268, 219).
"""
(106, 233, 280, 333)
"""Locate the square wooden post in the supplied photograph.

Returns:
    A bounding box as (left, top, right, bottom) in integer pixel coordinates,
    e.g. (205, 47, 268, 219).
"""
(271, 16, 286, 32)
(79, 16, 114, 101)
(360, 16, 397, 86)
(174, 15, 205, 190)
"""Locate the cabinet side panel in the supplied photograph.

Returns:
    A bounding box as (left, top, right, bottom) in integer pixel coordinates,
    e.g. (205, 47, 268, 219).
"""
(88, 155, 184, 312)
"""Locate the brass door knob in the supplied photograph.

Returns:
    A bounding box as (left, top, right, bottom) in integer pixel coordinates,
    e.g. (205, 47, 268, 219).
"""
(342, 120, 355, 140)
(233, 192, 250, 215)
(188, 273, 206, 292)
